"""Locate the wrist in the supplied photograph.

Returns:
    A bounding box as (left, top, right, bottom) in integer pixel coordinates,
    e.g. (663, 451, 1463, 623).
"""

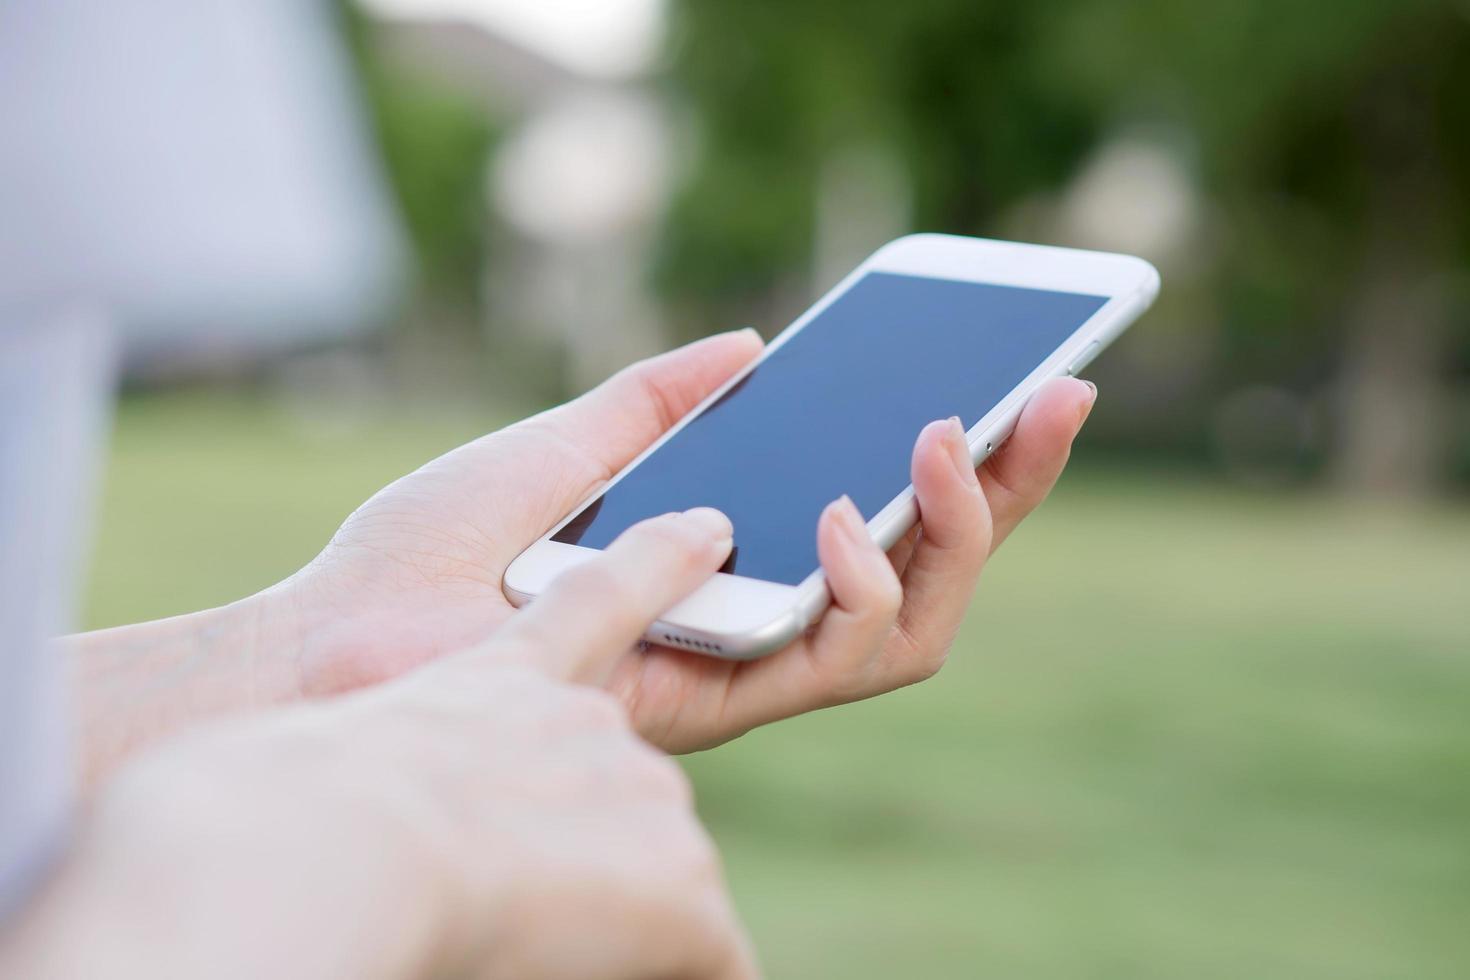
(236, 578, 312, 703)
(66, 590, 303, 789)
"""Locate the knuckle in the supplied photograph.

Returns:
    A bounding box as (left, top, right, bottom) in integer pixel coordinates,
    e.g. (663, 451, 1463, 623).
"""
(677, 821, 722, 878)
(624, 360, 685, 432)
(631, 748, 694, 803)
(911, 647, 950, 682)
(558, 559, 610, 595)
(562, 561, 639, 611)
(604, 730, 694, 802)
(870, 576, 904, 622)
(553, 685, 629, 730)
(947, 504, 993, 556)
(893, 620, 952, 684)
(653, 808, 719, 874)
(982, 453, 1039, 508)
(632, 515, 706, 566)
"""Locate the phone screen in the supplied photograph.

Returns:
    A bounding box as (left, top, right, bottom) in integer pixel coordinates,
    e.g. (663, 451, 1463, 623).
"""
(555, 272, 1107, 585)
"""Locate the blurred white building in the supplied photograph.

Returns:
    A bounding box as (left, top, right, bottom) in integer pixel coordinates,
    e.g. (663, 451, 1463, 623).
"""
(365, 0, 675, 390)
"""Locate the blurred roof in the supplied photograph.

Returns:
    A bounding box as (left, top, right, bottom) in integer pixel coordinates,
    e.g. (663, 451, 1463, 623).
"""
(360, 0, 665, 96)
(372, 14, 586, 113)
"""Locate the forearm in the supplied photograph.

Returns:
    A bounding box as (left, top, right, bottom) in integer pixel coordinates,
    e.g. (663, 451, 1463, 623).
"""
(64, 588, 301, 789)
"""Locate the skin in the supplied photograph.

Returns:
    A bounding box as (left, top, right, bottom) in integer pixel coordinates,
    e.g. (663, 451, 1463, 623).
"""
(70, 327, 1097, 780)
(19, 332, 1098, 978)
(5, 511, 760, 980)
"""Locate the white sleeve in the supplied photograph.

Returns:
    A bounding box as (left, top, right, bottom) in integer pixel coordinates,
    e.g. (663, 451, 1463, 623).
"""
(0, 308, 114, 920)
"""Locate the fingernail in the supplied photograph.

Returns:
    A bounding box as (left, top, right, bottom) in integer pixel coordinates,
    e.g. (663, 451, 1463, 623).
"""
(1079, 380, 1098, 424)
(682, 507, 733, 541)
(831, 495, 867, 543)
(944, 416, 979, 486)
(736, 326, 762, 342)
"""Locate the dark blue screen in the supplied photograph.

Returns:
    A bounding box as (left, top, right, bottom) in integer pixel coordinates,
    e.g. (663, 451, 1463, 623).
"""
(555, 272, 1106, 584)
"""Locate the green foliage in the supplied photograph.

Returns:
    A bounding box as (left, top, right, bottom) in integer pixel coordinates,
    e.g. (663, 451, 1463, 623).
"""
(340, 4, 497, 299)
(87, 394, 1470, 976)
(664, 0, 1469, 303)
(1117, 1, 1470, 340)
(658, 1, 1102, 310)
(661, 0, 1470, 483)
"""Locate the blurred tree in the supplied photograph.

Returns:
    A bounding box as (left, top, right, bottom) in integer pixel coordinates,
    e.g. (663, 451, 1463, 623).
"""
(657, 1, 1100, 324)
(1065, 0, 1470, 493)
(340, 3, 496, 304)
(662, 0, 1470, 492)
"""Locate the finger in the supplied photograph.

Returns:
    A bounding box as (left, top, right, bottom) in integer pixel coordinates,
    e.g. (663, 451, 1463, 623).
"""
(491, 508, 734, 683)
(886, 524, 919, 578)
(628, 866, 760, 980)
(802, 496, 904, 702)
(647, 819, 762, 980)
(890, 418, 992, 675)
(544, 328, 764, 482)
(712, 496, 902, 728)
(679, 893, 763, 980)
(689, 485, 958, 746)
(980, 376, 1095, 552)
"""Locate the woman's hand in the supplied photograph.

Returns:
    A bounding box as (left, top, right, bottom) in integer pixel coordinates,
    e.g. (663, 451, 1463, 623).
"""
(281, 327, 1095, 751)
(276, 330, 770, 698)
(69, 328, 1095, 778)
(13, 512, 756, 980)
(607, 376, 1094, 751)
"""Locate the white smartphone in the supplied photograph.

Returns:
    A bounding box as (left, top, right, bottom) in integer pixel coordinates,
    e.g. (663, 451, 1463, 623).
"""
(504, 234, 1159, 659)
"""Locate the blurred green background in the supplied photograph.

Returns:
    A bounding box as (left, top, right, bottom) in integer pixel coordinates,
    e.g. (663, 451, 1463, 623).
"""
(87, 394, 1470, 978)
(86, 1, 1470, 976)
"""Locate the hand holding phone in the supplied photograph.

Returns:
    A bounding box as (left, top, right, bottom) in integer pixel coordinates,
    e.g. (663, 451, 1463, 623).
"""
(559, 368, 1099, 754)
(506, 234, 1159, 662)
(251, 236, 1143, 758)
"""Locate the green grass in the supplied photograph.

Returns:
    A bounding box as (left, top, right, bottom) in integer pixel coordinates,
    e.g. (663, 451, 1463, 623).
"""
(87, 391, 1470, 979)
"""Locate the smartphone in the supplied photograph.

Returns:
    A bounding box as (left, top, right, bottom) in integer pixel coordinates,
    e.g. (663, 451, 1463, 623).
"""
(504, 234, 1159, 659)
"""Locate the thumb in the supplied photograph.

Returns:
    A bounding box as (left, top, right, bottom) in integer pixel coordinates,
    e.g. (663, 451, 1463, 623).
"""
(488, 509, 733, 683)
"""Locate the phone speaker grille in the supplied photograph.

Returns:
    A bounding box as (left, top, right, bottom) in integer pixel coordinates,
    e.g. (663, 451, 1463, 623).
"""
(659, 632, 723, 654)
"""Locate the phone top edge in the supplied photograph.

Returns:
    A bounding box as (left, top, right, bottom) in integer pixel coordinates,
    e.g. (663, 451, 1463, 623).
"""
(867, 234, 1159, 299)
(876, 231, 1160, 273)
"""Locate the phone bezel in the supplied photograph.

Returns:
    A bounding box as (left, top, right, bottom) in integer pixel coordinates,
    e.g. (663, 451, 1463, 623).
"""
(502, 233, 1160, 659)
